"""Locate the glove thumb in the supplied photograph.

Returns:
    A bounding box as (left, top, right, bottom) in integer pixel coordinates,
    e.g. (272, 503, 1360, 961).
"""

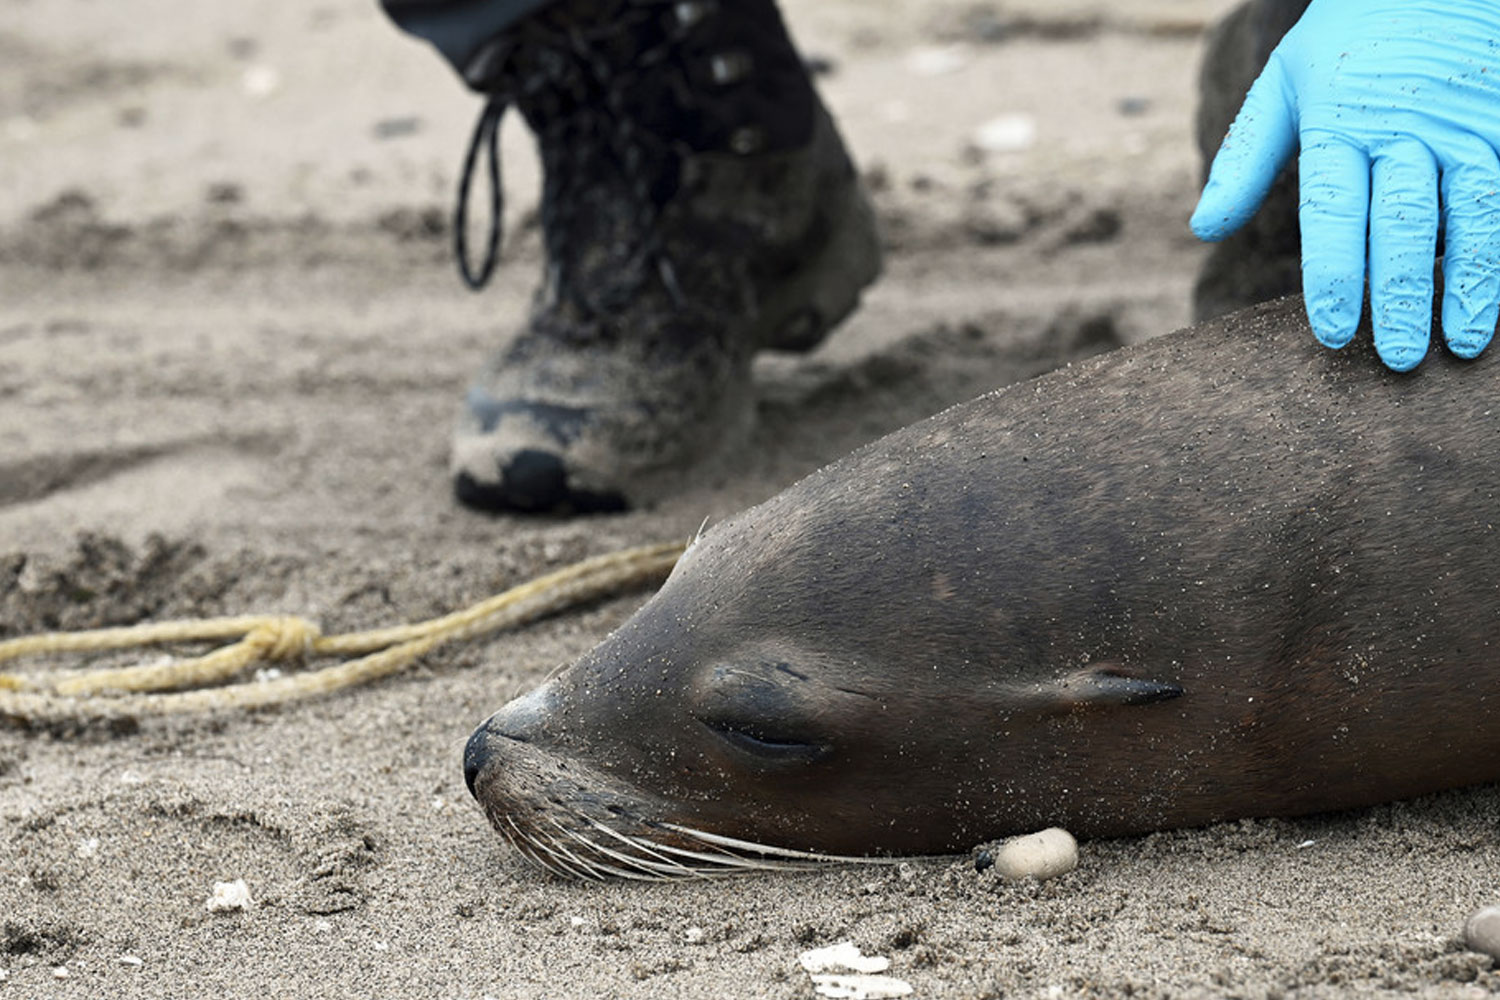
(1191, 55, 1298, 242)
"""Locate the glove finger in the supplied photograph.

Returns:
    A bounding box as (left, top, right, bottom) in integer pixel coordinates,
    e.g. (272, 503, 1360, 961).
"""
(1438, 137, 1500, 360)
(1298, 133, 1371, 351)
(1368, 140, 1439, 372)
(1190, 54, 1297, 242)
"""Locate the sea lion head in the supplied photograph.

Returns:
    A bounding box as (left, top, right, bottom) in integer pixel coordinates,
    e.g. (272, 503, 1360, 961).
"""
(463, 484, 1184, 879)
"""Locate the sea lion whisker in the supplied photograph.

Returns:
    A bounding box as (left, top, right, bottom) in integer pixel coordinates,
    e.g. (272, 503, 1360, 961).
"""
(558, 839, 676, 881)
(501, 818, 555, 873)
(527, 830, 608, 882)
(501, 816, 531, 845)
(534, 844, 598, 881)
(583, 830, 743, 880)
(545, 819, 684, 881)
(658, 823, 907, 865)
(609, 845, 742, 878)
(500, 816, 528, 850)
(504, 817, 595, 880)
(570, 806, 816, 874)
(645, 839, 819, 872)
(580, 815, 719, 876)
(492, 814, 522, 851)
(546, 837, 660, 881)
(576, 856, 668, 881)
(549, 822, 693, 880)
(501, 823, 553, 875)
(534, 828, 611, 881)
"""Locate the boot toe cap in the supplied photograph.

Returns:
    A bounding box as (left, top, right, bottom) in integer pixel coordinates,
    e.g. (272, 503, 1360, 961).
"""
(454, 448, 628, 514)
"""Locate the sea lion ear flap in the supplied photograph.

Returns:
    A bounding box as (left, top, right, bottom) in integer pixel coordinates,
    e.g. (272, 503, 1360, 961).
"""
(1053, 663, 1184, 709)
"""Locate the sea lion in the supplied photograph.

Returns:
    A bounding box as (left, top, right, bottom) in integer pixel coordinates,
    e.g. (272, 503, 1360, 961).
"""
(463, 293, 1500, 880)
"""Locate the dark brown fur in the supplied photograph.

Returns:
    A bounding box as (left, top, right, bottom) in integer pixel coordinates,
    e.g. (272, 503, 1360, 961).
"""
(466, 294, 1500, 865)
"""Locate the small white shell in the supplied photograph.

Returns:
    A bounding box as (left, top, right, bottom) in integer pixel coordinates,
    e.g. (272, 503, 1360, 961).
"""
(799, 941, 890, 975)
(810, 973, 915, 999)
(991, 827, 1078, 881)
(970, 114, 1038, 154)
(1464, 905, 1500, 959)
(205, 879, 253, 912)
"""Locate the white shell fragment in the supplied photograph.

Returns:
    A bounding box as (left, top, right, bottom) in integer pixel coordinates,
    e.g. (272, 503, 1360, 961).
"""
(799, 941, 890, 975)
(1465, 906, 1500, 959)
(800, 942, 912, 999)
(991, 827, 1079, 881)
(904, 45, 968, 77)
(240, 66, 280, 98)
(205, 879, 254, 912)
(119, 955, 144, 967)
(970, 114, 1038, 154)
(811, 973, 915, 999)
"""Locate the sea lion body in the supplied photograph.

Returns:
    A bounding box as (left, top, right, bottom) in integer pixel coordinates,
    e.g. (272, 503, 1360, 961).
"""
(464, 296, 1500, 875)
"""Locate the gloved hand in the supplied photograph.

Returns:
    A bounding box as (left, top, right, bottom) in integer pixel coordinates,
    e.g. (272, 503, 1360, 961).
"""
(1190, 0, 1500, 371)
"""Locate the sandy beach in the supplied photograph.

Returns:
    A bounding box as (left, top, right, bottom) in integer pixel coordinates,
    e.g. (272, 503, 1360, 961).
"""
(3, 1, 1498, 996)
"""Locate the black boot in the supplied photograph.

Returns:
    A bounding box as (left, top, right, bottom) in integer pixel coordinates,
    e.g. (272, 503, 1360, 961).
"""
(442, 0, 881, 513)
(1192, 0, 1309, 322)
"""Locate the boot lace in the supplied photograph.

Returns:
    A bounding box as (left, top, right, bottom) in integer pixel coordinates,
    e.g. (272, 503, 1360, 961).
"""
(453, 2, 711, 309)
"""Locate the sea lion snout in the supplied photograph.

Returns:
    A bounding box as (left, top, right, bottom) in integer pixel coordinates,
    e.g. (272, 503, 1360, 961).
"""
(464, 681, 560, 798)
(486, 680, 559, 743)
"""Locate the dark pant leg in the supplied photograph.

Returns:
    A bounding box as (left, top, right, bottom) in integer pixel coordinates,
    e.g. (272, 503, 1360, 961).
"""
(381, 0, 556, 80)
(1192, 0, 1312, 321)
(1249, 0, 1311, 64)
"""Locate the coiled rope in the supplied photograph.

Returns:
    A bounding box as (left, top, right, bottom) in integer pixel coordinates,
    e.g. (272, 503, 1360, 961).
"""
(0, 541, 685, 724)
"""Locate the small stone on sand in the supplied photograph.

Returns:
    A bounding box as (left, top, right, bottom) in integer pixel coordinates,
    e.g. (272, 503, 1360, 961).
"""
(1465, 906, 1500, 959)
(978, 827, 1078, 881)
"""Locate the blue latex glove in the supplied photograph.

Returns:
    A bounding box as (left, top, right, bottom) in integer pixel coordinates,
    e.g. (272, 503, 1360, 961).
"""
(1190, 0, 1500, 371)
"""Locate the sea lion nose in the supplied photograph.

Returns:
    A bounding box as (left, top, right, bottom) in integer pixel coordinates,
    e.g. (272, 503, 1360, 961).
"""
(463, 726, 490, 799)
(464, 682, 559, 797)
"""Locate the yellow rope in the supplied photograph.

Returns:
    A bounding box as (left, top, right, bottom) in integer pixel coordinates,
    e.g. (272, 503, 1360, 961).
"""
(0, 540, 685, 723)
